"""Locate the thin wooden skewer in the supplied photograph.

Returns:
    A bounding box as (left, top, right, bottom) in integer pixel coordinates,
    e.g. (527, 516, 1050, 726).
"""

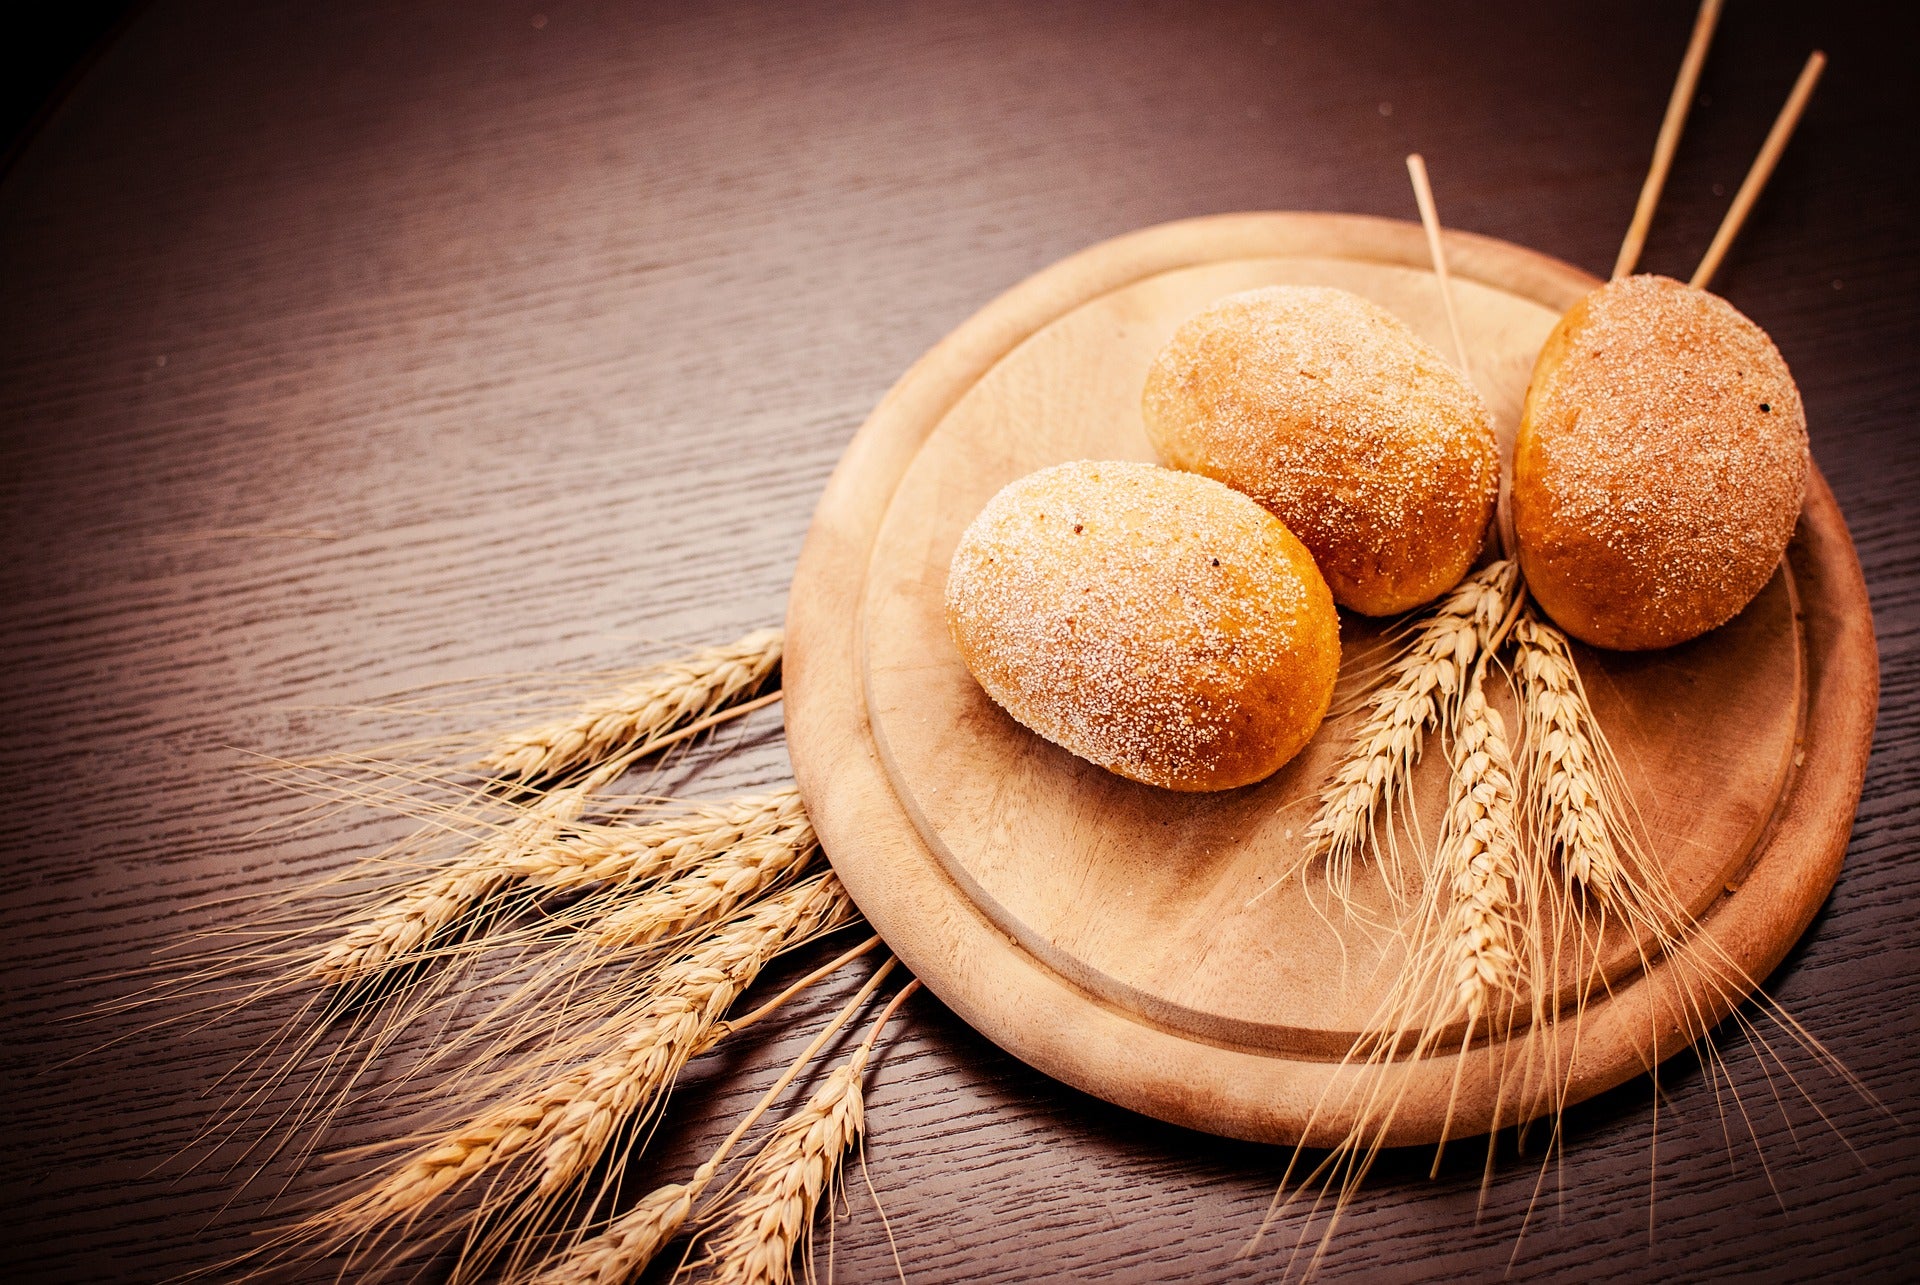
(1405, 153, 1471, 384)
(1405, 154, 1515, 559)
(1614, 0, 1724, 279)
(1690, 51, 1826, 291)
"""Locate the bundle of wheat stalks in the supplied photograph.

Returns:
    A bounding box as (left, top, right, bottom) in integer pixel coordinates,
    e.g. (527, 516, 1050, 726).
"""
(1273, 556, 1861, 1272)
(192, 627, 927, 1284)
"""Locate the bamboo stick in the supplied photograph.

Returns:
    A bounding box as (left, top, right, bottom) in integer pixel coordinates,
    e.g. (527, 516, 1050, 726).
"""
(1405, 154, 1515, 559)
(1614, 0, 1724, 279)
(1405, 153, 1471, 384)
(1690, 51, 1826, 291)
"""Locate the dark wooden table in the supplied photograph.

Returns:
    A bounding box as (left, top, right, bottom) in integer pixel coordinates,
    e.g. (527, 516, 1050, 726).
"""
(4, 2, 1916, 1280)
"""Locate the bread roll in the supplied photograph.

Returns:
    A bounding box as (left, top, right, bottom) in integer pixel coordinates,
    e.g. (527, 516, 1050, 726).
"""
(1141, 285, 1498, 616)
(945, 460, 1339, 792)
(1514, 274, 1809, 651)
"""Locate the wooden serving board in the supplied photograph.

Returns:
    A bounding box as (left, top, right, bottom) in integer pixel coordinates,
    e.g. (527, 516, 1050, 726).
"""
(784, 212, 1877, 1146)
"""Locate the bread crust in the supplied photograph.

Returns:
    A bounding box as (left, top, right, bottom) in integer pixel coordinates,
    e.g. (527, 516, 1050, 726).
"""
(1514, 275, 1808, 651)
(1141, 285, 1498, 616)
(945, 460, 1340, 792)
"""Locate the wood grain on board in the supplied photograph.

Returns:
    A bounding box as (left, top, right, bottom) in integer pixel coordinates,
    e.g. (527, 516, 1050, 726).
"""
(2, 1, 1916, 1281)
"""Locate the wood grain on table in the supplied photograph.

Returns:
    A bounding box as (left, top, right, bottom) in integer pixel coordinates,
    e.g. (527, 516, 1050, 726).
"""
(2, 2, 1915, 1281)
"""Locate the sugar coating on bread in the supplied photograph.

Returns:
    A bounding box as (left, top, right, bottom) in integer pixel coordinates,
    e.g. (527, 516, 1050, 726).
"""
(1141, 285, 1498, 616)
(1514, 274, 1808, 651)
(945, 460, 1339, 792)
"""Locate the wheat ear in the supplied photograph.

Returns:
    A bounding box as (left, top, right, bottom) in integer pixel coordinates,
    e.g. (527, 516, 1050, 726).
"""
(511, 787, 808, 895)
(703, 1057, 867, 1285)
(531, 1181, 695, 1285)
(311, 788, 806, 989)
(1263, 661, 1535, 1273)
(1511, 611, 1736, 1059)
(1510, 616, 1637, 909)
(1303, 560, 1516, 898)
(590, 811, 817, 950)
(522, 958, 901, 1285)
(329, 874, 853, 1232)
(1432, 672, 1524, 1028)
(481, 628, 783, 781)
(313, 784, 594, 985)
(1502, 610, 1871, 1214)
(699, 979, 920, 1285)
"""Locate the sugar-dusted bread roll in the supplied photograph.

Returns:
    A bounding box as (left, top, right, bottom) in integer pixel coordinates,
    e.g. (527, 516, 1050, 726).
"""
(1514, 274, 1809, 651)
(1141, 285, 1498, 616)
(945, 460, 1339, 792)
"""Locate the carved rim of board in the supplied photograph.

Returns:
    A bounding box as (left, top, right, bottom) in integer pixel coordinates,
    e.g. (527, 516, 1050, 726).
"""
(783, 211, 1878, 1146)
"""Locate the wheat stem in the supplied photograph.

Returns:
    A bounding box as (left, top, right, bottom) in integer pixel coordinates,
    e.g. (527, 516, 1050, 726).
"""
(481, 628, 782, 781)
(720, 936, 883, 1041)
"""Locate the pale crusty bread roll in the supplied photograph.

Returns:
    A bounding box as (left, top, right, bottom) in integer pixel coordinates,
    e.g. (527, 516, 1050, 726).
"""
(1514, 274, 1808, 651)
(1141, 285, 1499, 617)
(945, 460, 1340, 792)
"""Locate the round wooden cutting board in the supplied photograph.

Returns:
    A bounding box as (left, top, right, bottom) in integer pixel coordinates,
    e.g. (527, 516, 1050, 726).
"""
(783, 212, 1877, 1147)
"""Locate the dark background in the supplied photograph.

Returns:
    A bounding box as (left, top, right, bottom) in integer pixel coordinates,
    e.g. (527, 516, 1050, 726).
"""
(0, 4, 140, 173)
(2, 2, 1916, 1281)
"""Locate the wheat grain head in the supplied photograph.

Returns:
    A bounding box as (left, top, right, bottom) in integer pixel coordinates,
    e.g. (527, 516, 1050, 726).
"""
(1432, 674, 1524, 1027)
(312, 785, 593, 985)
(590, 815, 817, 951)
(521, 958, 901, 1285)
(702, 1051, 868, 1285)
(1303, 559, 1517, 898)
(697, 978, 918, 1285)
(511, 787, 808, 895)
(481, 628, 782, 781)
(329, 874, 853, 1233)
(1510, 616, 1637, 910)
(525, 1179, 697, 1285)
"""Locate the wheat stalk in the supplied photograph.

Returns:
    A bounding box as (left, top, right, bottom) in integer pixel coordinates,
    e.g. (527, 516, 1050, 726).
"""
(331, 874, 853, 1232)
(311, 789, 807, 989)
(1303, 560, 1517, 897)
(702, 1053, 867, 1285)
(699, 980, 920, 1285)
(522, 958, 900, 1285)
(1511, 616, 1633, 907)
(313, 785, 594, 985)
(1261, 663, 1534, 1270)
(511, 788, 808, 895)
(260, 786, 822, 1156)
(528, 1179, 696, 1285)
(481, 628, 783, 781)
(591, 817, 818, 951)
(1431, 671, 1524, 1027)
(1510, 611, 1740, 1053)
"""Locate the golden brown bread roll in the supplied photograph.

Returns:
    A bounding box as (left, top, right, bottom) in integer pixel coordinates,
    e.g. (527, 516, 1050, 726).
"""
(1514, 274, 1809, 651)
(945, 460, 1340, 792)
(1141, 285, 1498, 616)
